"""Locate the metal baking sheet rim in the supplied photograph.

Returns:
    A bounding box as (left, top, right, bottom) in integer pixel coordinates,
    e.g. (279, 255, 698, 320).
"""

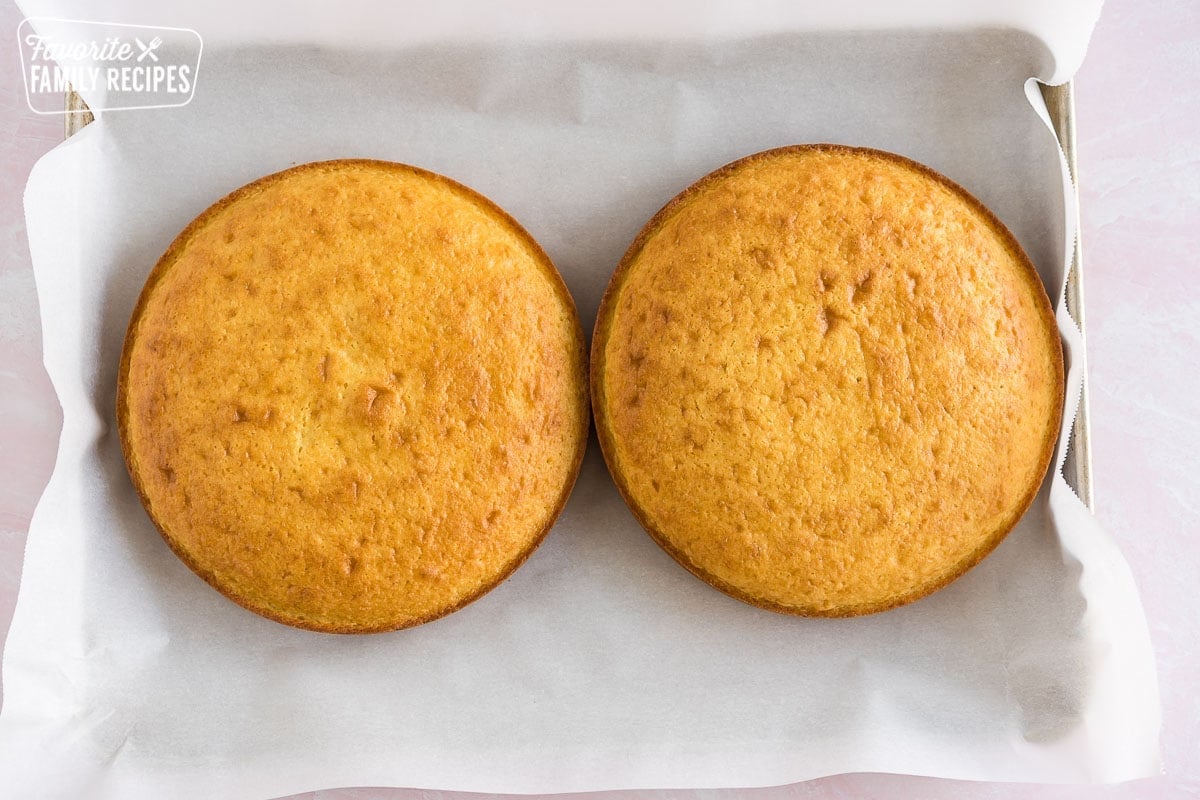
(61, 83, 1094, 509)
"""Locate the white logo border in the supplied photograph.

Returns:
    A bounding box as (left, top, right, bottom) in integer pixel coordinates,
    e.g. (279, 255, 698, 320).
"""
(18, 16, 204, 115)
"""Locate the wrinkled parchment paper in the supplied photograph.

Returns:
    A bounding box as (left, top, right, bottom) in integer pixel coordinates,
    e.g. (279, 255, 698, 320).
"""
(0, 2, 1159, 798)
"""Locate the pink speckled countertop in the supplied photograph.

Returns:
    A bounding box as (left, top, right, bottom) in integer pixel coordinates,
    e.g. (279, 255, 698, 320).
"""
(1, 1, 1196, 797)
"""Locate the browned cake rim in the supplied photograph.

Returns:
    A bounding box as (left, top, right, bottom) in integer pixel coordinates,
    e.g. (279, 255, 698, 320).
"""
(117, 158, 590, 634)
(590, 144, 1065, 618)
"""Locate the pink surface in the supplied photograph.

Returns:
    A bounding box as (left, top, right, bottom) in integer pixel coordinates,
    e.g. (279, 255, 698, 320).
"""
(1, 0, 1196, 797)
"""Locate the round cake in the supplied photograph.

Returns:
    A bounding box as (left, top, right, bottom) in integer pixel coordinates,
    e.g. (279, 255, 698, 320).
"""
(592, 145, 1064, 616)
(118, 159, 589, 633)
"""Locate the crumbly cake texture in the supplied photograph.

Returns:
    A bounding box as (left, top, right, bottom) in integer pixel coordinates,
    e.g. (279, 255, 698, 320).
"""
(119, 160, 588, 633)
(593, 145, 1064, 616)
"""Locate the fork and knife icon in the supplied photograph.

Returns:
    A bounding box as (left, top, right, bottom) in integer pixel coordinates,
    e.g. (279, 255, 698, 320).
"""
(135, 36, 162, 62)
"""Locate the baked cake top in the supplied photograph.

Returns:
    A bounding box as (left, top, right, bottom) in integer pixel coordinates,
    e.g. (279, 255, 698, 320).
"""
(119, 160, 588, 632)
(593, 145, 1063, 616)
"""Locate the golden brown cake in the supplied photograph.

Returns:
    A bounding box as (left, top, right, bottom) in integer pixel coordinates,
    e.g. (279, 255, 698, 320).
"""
(118, 159, 588, 633)
(592, 145, 1063, 616)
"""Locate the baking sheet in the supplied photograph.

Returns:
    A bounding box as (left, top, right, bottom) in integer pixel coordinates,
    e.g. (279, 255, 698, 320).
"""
(1, 2, 1158, 798)
(1040, 82, 1095, 509)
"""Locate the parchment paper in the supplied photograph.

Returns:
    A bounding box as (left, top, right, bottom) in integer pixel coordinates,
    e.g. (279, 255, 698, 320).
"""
(0, 2, 1160, 798)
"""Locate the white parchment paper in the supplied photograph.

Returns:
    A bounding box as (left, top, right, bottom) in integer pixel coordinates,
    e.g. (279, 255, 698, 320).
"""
(0, 2, 1160, 798)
